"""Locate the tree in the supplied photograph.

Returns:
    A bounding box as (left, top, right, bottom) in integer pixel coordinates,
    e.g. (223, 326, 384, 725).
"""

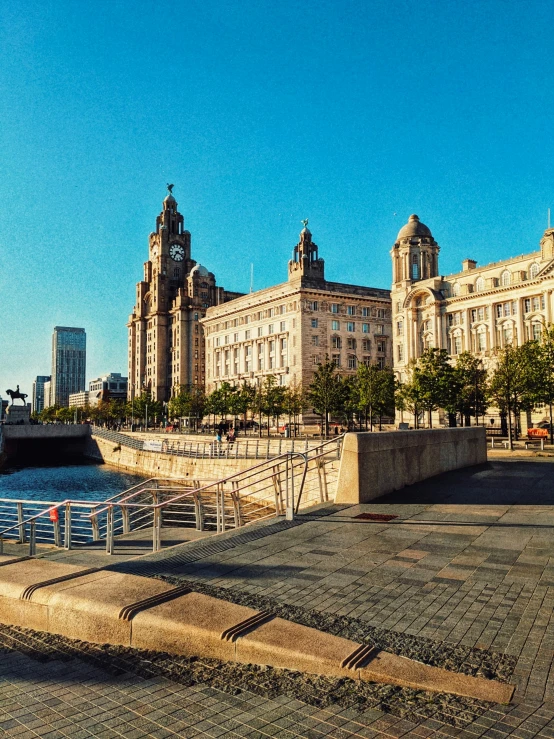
(453, 353, 488, 426)
(488, 343, 538, 449)
(414, 348, 456, 427)
(132, 391, 163, 427)
(535, 326, 554, 444)
(168, 385, 206, 431)
(307, 359, 345, 437)
(281, 380, 306, 435)
(357, 363, 396, 431)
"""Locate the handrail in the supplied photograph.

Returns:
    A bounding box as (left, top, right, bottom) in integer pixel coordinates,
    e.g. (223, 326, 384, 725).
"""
(0, 433, 343, 555)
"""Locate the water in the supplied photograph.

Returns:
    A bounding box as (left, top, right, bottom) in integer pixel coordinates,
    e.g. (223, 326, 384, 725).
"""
(0, 463, 147, 504)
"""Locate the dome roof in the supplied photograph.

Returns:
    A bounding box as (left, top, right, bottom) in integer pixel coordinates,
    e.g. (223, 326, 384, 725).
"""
(397, 214, 432, 240)
(300, 226, 311, 237)
(190, 264, 209, 277)
(163, 193, 176, 205)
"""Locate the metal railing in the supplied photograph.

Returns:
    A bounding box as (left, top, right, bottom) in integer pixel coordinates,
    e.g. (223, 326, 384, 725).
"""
(0, 436, 342, 556)
(91, 426, 328, 460)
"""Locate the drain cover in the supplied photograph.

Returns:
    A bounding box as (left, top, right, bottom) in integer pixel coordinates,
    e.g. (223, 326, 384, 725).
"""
(354, 513, 398, 521)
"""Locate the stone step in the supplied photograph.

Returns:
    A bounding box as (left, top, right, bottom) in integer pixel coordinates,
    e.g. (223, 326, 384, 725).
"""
(0, 558, 514, 705)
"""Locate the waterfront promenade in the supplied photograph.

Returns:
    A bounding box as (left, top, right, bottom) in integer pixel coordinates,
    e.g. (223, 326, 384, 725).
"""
(3, 458, 554, 737)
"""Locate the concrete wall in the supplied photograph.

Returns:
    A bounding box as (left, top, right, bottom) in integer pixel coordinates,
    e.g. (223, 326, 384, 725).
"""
(1, 424, 91, 469)
(85, 435, 255, 481)
(335, 428, 487, 504)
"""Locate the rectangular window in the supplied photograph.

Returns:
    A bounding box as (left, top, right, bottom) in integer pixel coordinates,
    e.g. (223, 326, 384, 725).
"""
(347, 322, 355, 332)
(332, 354, 341, 367)
(280, 321, 286, 331)
(532, 323, 542, 341)
(311, 318, 318, 328)
(362, 339, 371, 352)
(362, 307, 369, 317)
(312, 355, 320, 365)
(524, 298, 531, 313)
(234, 333, 239, 342)
(308, 301, 318, 311)
(453, 336, 462, 355)
(331, 303, 339, 314)
(312, 335, 319, 346)
(503, 326, 513, 345)
(377, 341, 385, 353)
(398, 345, 404, 362)
(215, 337, 220, 347)
(347, 355, 357, 369)
(347, 305, 355, 316)
(347, 337, 356, 349)
(541, 295, 546, 310)
(244, 315, 249, 324)
(512, 302, 517, 315)
(376, 309, 385, 319)
(477, 331, 486, 351)
(533, 296, 540, 311)
(471, 309, 477, 323)
(331, 336, 341, 349)
(245, 329, 251, 340)
(258, 326, 263, 337)
(496, 305, 503, 318)
(362, 323, 370, 333)
(268, 324, 274, 334)
(448, 314, 454, 326)
(332, 320, 340, 331)
(375, 324, 384, 334)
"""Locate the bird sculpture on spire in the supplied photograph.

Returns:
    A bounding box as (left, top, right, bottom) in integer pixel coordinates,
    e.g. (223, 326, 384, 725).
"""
(167, 183, 174, 194)
(301, 218, 309, 229)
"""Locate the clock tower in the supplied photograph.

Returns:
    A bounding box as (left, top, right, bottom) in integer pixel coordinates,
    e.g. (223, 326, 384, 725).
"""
(128, 187, 243, 403)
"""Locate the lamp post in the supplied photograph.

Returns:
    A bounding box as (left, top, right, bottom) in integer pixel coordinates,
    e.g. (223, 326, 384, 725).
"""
(145, 403, 148, 432)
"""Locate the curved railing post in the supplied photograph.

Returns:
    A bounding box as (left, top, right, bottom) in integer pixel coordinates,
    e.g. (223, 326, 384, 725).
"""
(105, 506, 114, 555)
(29, 520, 36, 556)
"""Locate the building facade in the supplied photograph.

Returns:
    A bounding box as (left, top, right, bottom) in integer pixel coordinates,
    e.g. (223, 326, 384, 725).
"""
(127, 189, 242, 402)
(32, 375, 51, 413)
(88, 373, 128, 406)
(51, 327, 86, 407)
(203, 225, 392, 396)
(392, 214, 554, 422)
(68, 391, 89, 408)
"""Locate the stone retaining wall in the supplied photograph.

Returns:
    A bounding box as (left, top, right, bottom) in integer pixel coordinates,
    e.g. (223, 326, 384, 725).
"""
(335, 428, 487, 504)
(85, 435, 255, 481)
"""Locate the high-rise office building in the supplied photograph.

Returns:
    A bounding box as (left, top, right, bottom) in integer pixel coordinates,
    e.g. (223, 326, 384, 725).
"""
(51, 327, 86, 407)
(32, 375, 51, 413)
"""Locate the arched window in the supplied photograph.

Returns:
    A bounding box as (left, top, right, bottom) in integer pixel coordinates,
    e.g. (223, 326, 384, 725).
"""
(501, 270, 511, 286)
(532, 322, 542, 341)
(452, 283, 460, 296)
(529, 263, 540, 279)
(475, 276, 485, 292)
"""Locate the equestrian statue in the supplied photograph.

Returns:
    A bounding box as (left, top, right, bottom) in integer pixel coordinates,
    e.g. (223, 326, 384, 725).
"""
(6, 385, 28, 405)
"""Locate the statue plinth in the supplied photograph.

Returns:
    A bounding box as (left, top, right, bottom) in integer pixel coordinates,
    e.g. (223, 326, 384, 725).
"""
(5, 403, 31, 425)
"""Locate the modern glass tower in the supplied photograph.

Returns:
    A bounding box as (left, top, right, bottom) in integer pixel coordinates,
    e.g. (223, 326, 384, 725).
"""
(32, 375, 51, 413)
(51, 327, 86, 407)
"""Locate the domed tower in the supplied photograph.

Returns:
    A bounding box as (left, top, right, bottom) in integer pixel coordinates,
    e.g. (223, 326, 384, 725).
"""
(288, 220, 325, 283)
(391, 215, 439, 286)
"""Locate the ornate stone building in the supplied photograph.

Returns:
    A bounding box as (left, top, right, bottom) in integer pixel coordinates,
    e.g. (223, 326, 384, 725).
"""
(392, 214, 554, 423)
(203, 224, 392, 397)
(127, 189, 242, 402)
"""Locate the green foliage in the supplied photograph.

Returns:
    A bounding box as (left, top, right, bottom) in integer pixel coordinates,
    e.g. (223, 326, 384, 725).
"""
(307, 359, 346, 436)
(356, 362, 396, 430)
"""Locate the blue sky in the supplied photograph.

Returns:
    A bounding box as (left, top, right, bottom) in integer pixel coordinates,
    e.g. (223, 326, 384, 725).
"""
(1, 0, 554, 397)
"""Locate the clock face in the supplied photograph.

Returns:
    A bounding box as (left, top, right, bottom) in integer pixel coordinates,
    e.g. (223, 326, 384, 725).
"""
(170, 243, 185, 262)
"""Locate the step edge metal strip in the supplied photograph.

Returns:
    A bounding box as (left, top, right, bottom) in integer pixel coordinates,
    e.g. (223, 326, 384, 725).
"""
(220, 610, 274, 642)
(118, 585, 192, 621)
(21, 567, 101, 601)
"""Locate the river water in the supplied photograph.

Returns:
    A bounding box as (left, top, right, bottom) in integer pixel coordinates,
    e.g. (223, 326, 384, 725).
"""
(0, 463, 146, 504)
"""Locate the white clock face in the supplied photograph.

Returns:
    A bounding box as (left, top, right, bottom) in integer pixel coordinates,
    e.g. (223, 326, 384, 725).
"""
(170, 243, 185, 262)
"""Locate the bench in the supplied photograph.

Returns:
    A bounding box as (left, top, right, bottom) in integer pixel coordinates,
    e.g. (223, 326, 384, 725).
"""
(527, 428, 548, 450)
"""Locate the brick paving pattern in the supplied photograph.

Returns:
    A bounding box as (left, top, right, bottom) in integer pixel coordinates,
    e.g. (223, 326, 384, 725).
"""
(4, 459, 554, 737)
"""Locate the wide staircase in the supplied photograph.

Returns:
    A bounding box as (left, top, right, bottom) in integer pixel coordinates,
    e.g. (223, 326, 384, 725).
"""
(0, 436, 343, 556)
